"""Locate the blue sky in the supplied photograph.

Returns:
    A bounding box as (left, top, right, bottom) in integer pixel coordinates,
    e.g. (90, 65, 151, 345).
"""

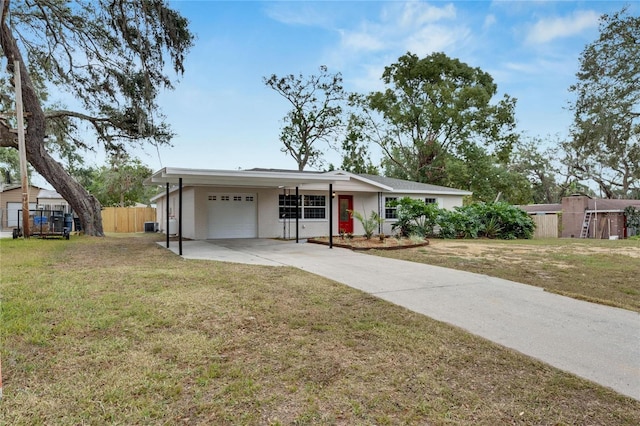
(122, 1, 636, 173)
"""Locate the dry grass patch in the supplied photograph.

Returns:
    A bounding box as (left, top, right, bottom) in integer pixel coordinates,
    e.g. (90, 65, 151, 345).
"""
(373, 238, 640, 312)
(1, 235, 639, 424)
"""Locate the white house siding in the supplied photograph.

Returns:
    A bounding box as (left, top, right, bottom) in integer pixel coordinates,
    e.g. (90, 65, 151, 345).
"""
(258, 187, 340, 239)
(192, 187, 207, 239)
(155, 197, 165, 233)
(261, 189, 379, 239)
(153, 183, 467, 240)
(439, 195, 465, 210)
(257, 188, 279, 238)
(155, 187, 196, 239)
(181, 188, 196, 239)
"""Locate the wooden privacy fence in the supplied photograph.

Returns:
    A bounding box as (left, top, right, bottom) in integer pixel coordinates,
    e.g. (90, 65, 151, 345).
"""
(102, 207, 156, 233)
(531, 214, 559, 239)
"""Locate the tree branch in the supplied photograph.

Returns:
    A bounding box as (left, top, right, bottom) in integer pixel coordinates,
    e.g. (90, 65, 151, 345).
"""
(0, 116, 18, 148)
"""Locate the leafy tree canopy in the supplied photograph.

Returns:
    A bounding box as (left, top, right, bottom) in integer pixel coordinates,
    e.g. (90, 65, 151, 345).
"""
(85, 153, 156, 207)
(338, 112, 379, 175)
(566, 7, 640, 198)
(354, 52, 518, 186)
(0, 146, 22, 184)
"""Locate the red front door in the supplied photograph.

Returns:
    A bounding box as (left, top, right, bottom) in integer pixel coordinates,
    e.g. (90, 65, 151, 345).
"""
(338, 195, 353, 234)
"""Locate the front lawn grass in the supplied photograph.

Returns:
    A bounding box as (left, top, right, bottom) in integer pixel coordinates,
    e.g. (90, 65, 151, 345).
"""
(373, 238, 640, 312)
(1, 235, 639, 424)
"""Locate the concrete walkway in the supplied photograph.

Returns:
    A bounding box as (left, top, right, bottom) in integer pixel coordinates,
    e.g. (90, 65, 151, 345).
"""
(160, 238, 640, 400)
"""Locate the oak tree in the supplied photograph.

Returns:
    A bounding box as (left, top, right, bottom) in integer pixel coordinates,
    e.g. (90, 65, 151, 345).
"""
(357, 52, 518, 187)
(566, 8, 640, 198)
(85, 153, 155, 207)
(0, 0, 193, 235)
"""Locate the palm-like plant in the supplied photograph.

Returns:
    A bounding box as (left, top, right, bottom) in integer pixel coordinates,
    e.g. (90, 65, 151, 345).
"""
(349, 210, 383, 239)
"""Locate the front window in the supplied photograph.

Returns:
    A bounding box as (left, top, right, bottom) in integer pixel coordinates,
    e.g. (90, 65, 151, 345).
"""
(279, 194, 301, 219)
(303, 195, 326, 219)
(385, 197, 398, 219)
(278, 194, 326, 219)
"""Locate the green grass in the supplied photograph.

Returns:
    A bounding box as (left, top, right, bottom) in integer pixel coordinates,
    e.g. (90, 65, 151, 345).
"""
(1, 235, 639, 424)
(373, 238, 640, 312)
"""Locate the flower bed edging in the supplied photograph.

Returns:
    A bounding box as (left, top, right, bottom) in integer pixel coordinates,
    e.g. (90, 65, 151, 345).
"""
(307, 238, 429, 251)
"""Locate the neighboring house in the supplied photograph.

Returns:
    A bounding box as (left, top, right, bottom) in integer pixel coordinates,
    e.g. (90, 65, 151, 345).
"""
(519, 195, 640, 239)
(147, 168, 472, 240)
(0, 184, 70, 230)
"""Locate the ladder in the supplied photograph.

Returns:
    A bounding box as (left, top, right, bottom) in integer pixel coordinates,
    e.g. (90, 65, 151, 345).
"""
(580, 211, 593, 238)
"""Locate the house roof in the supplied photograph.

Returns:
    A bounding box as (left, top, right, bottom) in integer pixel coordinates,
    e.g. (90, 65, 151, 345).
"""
(37, 189, 65, 199)
(146, 167, 351, 189)
(519, 199, 640, 214)
(587, 199, 640, 211)
(0, 184, 47, 193)
(358, 174, 473, 196)
(146, 167, 472, 196)
(518, 204, 563, 214)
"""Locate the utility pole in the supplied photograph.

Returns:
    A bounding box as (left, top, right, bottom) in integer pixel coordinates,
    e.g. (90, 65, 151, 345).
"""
(14, 60, 30, 237)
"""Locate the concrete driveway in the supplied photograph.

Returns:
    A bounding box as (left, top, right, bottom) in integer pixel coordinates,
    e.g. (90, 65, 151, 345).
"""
(160, 238, 640, 400)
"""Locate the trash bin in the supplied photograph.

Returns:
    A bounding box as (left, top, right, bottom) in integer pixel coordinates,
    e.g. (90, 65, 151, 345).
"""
(64, 214, 73, 232)
(51, 214, 64, 233)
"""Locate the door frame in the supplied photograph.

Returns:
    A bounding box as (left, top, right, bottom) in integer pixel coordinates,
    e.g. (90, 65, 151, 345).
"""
(338, 194, 353, 234)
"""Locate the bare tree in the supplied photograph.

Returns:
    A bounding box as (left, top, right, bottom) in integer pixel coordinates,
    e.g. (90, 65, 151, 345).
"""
(264, 66, 345, 170)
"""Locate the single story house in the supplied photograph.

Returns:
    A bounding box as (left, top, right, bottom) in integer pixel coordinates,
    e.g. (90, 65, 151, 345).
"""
(519, 195, 640, 239)
(147, 168, 472, 241)
(0, 184, 71, 230)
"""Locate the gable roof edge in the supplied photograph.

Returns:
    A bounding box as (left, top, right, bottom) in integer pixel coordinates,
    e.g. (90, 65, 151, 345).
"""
(325, 170, 394, 191)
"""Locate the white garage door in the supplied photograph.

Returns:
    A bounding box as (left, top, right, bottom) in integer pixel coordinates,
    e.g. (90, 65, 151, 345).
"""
(207, 193, 257, 239)
(7, 202, 37, 227)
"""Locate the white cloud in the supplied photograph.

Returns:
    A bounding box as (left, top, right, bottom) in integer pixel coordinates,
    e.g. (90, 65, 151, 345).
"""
(320, 1, 477, 93)
(337, 2, 464, 54)
(326, 2, 470, 92)
(339, 28, 385, 52)
(348, 63, 387, 92)
(526, 10, 600, 44)
(405, 24, 471, 57)
(264, 2, 333, 27)
(483, 14, 496, 29)
(396, 1, 456, 27)
(504, 62, 539, 74)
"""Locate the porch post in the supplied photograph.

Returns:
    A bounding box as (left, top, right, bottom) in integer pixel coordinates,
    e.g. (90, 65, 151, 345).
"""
(329, 183, 333, 249)
(179, 178, 183, 256)
(295, 186, 299, 243)
(378, 192, 383, 234)
(166, 182, 170, 248)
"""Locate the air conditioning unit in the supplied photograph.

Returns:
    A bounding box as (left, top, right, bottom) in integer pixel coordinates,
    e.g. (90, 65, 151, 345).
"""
(144, 222, 158, 233)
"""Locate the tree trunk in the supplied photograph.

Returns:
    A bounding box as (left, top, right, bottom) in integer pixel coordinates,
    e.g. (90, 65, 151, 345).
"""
(1, 19, 104, 236)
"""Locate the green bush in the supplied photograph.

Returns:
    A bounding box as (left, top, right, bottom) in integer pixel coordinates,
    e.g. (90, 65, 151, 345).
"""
(391, 197, 440, 237)
(483, 202, 535, 239)
(625, 206, 640, 237)
(391, 199, 534, 240)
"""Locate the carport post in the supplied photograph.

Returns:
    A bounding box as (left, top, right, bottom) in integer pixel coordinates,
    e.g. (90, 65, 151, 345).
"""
(179, 178, 183, 256)
(329, 183, 333, 249)
(295, 186, 299, 243)
(166, 183, 170, 248)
